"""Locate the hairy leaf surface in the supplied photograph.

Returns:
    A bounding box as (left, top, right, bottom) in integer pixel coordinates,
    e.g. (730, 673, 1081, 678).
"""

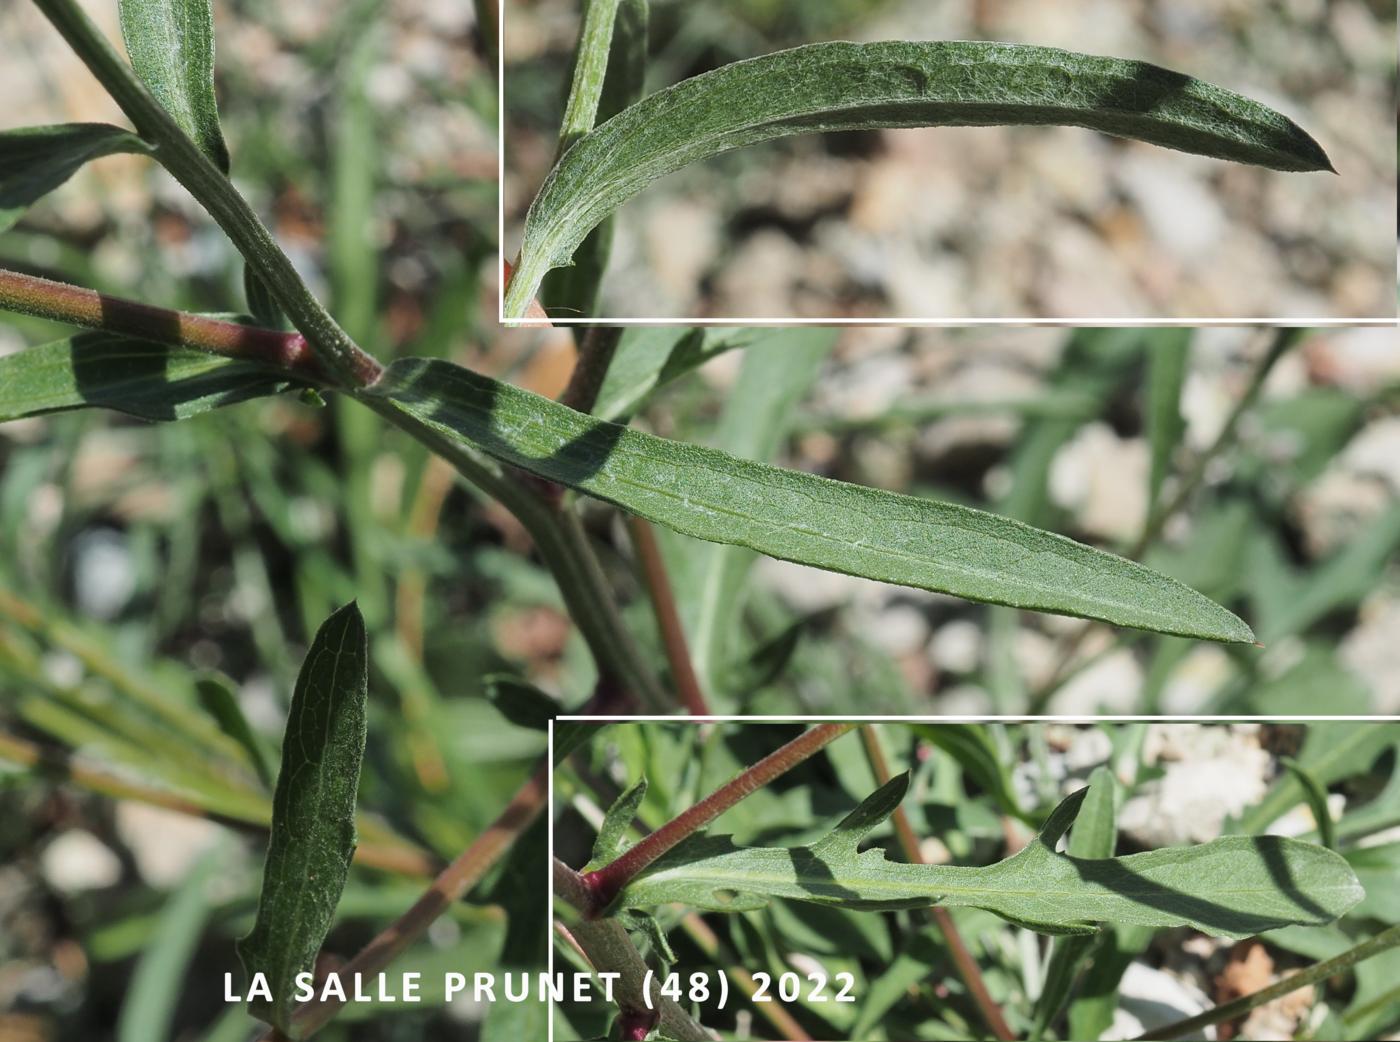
(506, 40, 1332, 314)
(367, 358, 1255, 643)
(1, 124, 151, 233)
(236, 603, 368, 1035)
(607, 776, 1362, 938)
(119, 0, 230, 171)
(0, 333, 295, 422)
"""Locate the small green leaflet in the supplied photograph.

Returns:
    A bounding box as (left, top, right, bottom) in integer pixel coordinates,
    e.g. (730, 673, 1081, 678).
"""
(1, 124, 151, 234)
(119, 0, 230, 171)
(505, 40, 1332, 314)
(0, 333, 296, 423)
(365, 358, 1255, 643)
(237, 603, 369, 1036)
(606, 775, 1362, 938)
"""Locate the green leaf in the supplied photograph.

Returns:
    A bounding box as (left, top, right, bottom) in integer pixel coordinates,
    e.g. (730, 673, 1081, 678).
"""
(586, 777, 648, 871)
(366, 358, 1256, 643)
(1, 124, 151, 234)
(236, 602, 369, 1036)
(119, 0, 230, 171)
(609, 776, 1362, 938)
(484, 673, 567, 732)
(593, 328, 740, 422)
(1145, 333, 1191, 517)
(505, 40, 1332, 314)
(195, 672, 274, 788)
(0, 333, 297, 423)
(1282, 756, 1336, 851)
(912, 724, 1029, 824)
(1031, 766, 1117, 1038)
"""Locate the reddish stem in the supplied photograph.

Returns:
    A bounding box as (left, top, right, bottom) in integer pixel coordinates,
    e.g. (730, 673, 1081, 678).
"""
(0, 267, 332, 380)
(580, 723, 857, 914)
(628, 514, 711, 715)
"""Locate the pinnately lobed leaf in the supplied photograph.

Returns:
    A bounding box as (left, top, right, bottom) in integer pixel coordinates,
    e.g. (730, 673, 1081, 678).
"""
(1, 124, 151, 234)
(236, 603, 368, 1035)
(365, 358, 1256, 644)
(0, 333, 295, 423)
(608, 776, 1363, 939)
(505, 40, 1333, 315)
(119, 0, 230, 171)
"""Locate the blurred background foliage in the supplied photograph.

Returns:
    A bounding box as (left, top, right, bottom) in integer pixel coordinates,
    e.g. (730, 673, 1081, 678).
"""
(554, 721, 1400, 1040)
(505, 0, 1397, 319)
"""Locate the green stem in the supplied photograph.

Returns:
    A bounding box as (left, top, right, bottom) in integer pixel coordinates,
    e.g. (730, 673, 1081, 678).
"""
(558, 0, 624, 153)
(0, 268, 320, 377)
(580, 724, 857, 913)
(1135, 924, 1400, 1041)
(31, 0, 382, 389)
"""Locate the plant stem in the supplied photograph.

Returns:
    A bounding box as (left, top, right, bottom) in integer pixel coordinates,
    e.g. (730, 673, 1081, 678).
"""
(558, 0, 623, 152)
(0, 267, 322, 377)
(1134, 924, 1400, 1041)
(580, 723, 857, 913)
(628, 514, 711, 714)
(555, 859, 714, 1041)
(31, 0, 382, 390)
(262, 764, 549, 1040)
(858, 726, 1016, 1042)
(559, 325, 622, 412)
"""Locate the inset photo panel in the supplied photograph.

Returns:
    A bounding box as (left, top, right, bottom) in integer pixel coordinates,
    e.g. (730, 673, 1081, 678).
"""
(501, 1, 1398, 322)
(549, 718, 1400, 1041)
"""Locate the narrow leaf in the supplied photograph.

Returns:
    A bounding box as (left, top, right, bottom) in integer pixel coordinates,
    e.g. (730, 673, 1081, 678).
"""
(506, 40, 1332, 314)
(1282, 756, 1336, 851)
(195, 673, 274, 788)
(484, 673, 567, 732)
(236, 602, 369, 1036)
(1146, 333, 1191, 517)
(913, 723, 1029, 824)
(611, 778, 1363, 938)
(1, 124, 151, 234)
(0, 333, 296, 423)
(593, 327, 739, 423)
(119, 0, 230, 171)
(587, 777, 648, 870)
(366, 359, 1256, 643)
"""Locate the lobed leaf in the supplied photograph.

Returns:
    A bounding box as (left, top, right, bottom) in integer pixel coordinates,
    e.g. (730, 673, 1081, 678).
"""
(607, 776, 1363, 939)
(119, 0, 230, 171)
(506, 40, 1332, 314)
(0, 333, 296, 423)
(1, 124, 151, 234)
(236, 603, 369, 1036)
(366, 358, 1256, 643)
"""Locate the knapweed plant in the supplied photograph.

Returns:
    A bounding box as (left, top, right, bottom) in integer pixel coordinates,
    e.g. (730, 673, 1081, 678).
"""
(0, 2, 1381, 1041)
(553, 723, 1400, 1041)
(503, 1, 1334, 319)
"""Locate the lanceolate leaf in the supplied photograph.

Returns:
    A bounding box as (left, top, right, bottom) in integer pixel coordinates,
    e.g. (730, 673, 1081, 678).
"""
(607, 776, 1362, 939)
(1146, 332, 1191, 517)
(237, 603, 369, 1035)
(366, 358, 1256, 643)
(119, 0, 230, 171)
(1, 124, 151, 234)
(505, 40, 1332, 314)
(0, 333, 296, 423)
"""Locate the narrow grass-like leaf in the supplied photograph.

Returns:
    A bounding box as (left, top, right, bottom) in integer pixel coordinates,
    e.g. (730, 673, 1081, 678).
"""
(610, 776, 1362, 938)
(1282, 756, 1336, 851)
(236, 602, 368, 1036)
(913, 723, 1029, 824)
(0, 333, 295, 423)
(366, 358, 1255, 643)
(1146, 333, 1191, 517)
(1032, 766, 1117, 1038)
(505, 40, 1332, 314)
(119, 0, 230, 171)
(1, 124, 151, 233)
(593, 327, 739, 422)
(195, 673, 274, 788)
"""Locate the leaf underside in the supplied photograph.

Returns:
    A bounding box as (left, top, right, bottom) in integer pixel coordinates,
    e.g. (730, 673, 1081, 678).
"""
(0, 333, 296, 423)
(367, 358, 1256, 643)
(0, 124, 151, 234)
(507, 40, 1332, 313)
(609, 777, 1363, 939)
(236, 603, 368, 1035)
